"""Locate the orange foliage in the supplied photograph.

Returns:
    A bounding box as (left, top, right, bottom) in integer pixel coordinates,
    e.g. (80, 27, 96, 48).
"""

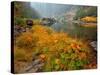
(78, 52, 87, 60)
(39, 54, 46, 60)
(16, 32, 34, 49)
(15, 25, 96, 71)
(81, 16, 97, 23)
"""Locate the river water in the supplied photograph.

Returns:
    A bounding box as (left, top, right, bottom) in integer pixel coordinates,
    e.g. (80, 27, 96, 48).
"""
(51, 21, 97, 41)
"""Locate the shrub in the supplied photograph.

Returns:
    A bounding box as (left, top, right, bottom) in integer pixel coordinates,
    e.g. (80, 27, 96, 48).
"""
(14, 47, 26, 61)
(81, 16, 97, 23)
(16, 32, 37, 49)
(15, 25, 96, 71)
(14, 17, 26, 27)
(14, 47, 33, 62)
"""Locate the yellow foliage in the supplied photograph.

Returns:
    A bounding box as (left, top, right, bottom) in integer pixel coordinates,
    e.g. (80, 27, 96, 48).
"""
(14, 47, 33, 62)
(14, 47, 26, 61)
(16, 32, 37, 49)
(14, 25, 96, 71)
(55, 59, 60, 64)
(81, 16, 97, 23)
(33, 19, 42, 25)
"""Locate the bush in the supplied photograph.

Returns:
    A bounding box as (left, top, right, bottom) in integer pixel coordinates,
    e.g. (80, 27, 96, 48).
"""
(81, 16, 97, 23)
(15, 25, 96, 71)
(14, 47, 33, 62)
(16, 32, 37, 49)
(14, 47, 26, 61)
(14, 17, 26, 27)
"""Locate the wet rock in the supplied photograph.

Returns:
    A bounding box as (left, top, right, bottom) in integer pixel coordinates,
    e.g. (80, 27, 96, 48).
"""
(26, 19, 33, 27)
(14, 25, 27, 38)
(90, 41, 97, 51)
(24, 59, 44, 72)
(41, 18, 56, 26)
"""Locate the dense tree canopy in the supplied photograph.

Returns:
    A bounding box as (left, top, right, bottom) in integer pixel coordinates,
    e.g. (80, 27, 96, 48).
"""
(14, 1, 40, 26)
(73, 6, 97, 20)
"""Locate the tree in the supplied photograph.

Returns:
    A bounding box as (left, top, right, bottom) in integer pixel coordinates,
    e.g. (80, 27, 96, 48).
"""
(73, 6, 97, 20)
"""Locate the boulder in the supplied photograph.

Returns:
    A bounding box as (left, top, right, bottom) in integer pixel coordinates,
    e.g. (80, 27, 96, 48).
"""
(90, 41, 97, 51)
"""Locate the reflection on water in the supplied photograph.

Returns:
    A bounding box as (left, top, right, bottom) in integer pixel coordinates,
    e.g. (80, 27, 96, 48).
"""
(51, 21, 97, 41)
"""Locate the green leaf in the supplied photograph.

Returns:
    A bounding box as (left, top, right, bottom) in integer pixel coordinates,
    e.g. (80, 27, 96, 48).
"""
(55, 65, 60, 70)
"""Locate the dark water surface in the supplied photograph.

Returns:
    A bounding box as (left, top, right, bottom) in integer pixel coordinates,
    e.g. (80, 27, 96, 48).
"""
(51, 21, 97, 41)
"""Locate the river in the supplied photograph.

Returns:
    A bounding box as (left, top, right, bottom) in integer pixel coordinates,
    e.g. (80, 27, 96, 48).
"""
(51, 20, 97, 41)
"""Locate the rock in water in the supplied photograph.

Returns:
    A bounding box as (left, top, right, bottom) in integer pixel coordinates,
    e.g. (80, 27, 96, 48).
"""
(90, 41, 97, 51)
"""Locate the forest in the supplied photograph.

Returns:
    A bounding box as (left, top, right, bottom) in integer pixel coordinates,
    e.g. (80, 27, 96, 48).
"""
(13, 2, 97, 73)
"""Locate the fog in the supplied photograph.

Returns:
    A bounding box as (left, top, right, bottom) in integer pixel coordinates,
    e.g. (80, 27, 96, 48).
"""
(30, 2, 76, 18)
